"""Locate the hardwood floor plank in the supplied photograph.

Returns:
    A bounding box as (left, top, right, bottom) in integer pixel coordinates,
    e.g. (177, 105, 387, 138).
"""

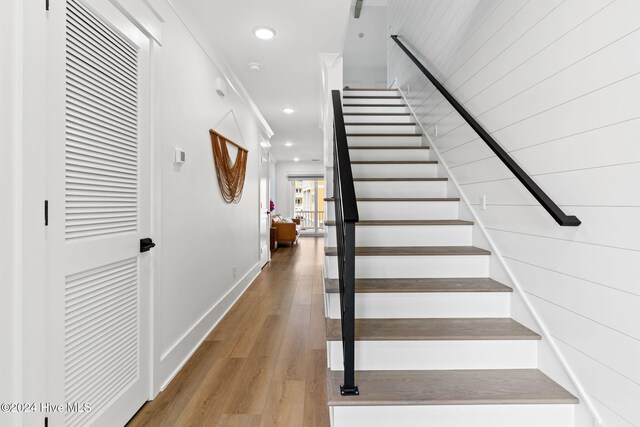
(309, 293, 328, 350)
(173, 356, 245, 426)
(292, 272, 314, 305)
(216, 414, 262, 427)
(304, 349, 330, 427)
(272, 304, 311, 382)
(127, 238, 329, 427)
(224, 355, 278, 415)
(248, 314, 288, 358)
(259, 380, 306, 427)
(126, 340, 225, 427)
(229, 299, 270, 358)
(312, 268, 324, 295)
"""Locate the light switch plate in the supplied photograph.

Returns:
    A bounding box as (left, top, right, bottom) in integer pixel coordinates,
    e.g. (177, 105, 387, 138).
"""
(174, 147, 186, 164)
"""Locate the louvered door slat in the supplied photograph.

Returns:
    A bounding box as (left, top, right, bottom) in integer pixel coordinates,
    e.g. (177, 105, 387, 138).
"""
(65, 0, 139, 238)
(67, 5, 137, 62)
(67, 90, 137, 127)
(67, 85, 138, 125)
(63, 2, 143, 425)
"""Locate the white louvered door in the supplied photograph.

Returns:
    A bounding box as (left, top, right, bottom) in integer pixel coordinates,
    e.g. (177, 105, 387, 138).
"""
(46, 1, 151, 426)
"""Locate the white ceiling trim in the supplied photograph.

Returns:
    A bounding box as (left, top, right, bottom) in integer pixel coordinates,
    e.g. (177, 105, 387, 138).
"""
(158, 0, 275, 138)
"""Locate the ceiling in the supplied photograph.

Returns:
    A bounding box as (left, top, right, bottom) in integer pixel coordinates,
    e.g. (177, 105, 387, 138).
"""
(172, 0, 351, 162)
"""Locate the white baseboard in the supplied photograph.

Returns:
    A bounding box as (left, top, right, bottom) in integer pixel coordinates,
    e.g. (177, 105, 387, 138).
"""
(156, 260, 263, 392)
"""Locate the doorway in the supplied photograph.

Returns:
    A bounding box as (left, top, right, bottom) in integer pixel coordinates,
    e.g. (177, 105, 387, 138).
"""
(259, 148, 270, 266)
(290, 177, 325, 235)
(45, 1, 152, 425)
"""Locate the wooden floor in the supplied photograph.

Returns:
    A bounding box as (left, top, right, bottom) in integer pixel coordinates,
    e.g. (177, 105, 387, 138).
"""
(127, 237, 329, 427)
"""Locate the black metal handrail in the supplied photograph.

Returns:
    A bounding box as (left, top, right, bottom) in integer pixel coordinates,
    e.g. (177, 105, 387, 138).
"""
(331, 89, 359, 395)
(391, 35, 580, 226)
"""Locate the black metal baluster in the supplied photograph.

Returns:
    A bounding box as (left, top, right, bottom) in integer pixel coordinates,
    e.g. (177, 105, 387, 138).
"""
(331, 90, 359, 395)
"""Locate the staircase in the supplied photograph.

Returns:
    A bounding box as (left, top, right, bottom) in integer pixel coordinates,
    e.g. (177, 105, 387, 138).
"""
(323, 88, 578, 426)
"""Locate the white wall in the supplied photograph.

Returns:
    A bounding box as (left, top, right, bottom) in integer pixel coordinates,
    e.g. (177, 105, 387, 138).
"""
(0, 1, 21, 426)
(269, 160, 277, 210)
(388, 1, 640, 426)
(344, 5, 389, 88)
(274, 161, 325, 217)
(151, 1, 272, 390)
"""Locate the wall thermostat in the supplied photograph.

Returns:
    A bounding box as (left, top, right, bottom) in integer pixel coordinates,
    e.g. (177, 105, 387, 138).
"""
(174, 147, 186, 164)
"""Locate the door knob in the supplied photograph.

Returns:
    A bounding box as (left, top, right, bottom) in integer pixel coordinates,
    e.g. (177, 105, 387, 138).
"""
(140, 238, 156, 253)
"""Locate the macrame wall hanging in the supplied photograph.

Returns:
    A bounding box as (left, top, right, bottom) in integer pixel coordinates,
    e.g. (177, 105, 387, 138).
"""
(209, 129, 249, 203)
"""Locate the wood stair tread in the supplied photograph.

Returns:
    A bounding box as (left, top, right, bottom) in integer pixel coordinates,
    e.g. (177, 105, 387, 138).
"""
(350, 160, 437, 164)
(343, 113, 411, 116)
(343, 104, 407, 107)
(357, 197, 458, 201)
(345, 122, 417, 126)
(347, 133, 422, 137)
(324, 219, 471, 226)
(324, 277, 511, 293)
(324, 246, 491, 256)
(324, 197, 459, 201)
(326, 369, 578, 406)
(343, 96, 403, 99)
(343, 88, 399, 91)
(353, 177, 447, 182)
(349, 146, 429, 149)
(325, 318, 540, 341)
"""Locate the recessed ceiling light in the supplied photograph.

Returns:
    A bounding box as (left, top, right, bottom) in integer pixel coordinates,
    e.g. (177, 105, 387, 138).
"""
(285, 142, 293, 147)
(282, 107, 295, 114)
(248, 62, 263, 72)
(293, 158, 300, 162)
(254, 26, 276, 40)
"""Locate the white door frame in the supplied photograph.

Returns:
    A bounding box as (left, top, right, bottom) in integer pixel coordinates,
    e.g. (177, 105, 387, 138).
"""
(259, 147, 271, 266)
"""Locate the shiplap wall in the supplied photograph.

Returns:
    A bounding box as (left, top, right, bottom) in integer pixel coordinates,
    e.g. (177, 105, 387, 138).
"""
(388, 1, 640, 426)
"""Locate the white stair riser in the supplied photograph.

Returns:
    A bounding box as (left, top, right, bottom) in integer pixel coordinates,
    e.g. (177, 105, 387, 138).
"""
(355, 180, 447, 198)
(327, 340, 537, 370)
(351, 163, 438, 178)
(343, 97, 404, 105)
(343, 90, 399, 97)
(343, 105, 407, 114)
(325, 255, 490, 278)
(346, 124, 419, 134)
(325, 201, 459, 221)
(349, 149, 431, 162)
(348, 135, 422, 146)
(342, 114, 413, 123)
(330, 405, 575, 427)
(325, 225, 472, 247)
(326, 292, 509, 318)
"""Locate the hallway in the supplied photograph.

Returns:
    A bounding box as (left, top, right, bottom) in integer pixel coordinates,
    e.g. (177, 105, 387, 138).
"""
(128, 238, 329, 427)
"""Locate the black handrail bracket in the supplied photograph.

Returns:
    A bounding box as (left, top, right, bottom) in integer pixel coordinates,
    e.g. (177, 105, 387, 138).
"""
(391, 35, 580, 226)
